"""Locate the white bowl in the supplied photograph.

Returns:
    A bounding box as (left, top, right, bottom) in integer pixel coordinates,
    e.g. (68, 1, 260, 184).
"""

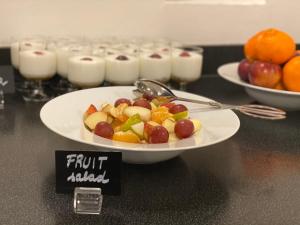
(218, 62, 300, 111)
(40, 86, 240, 164)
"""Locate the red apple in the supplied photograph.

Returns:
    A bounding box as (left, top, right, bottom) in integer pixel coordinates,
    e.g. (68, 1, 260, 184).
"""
(238, 59, 251, 82)
(248, 61, 282, 88)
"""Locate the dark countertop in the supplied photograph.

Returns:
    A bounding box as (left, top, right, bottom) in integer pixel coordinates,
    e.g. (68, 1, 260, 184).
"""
(1, 75, 300, 225)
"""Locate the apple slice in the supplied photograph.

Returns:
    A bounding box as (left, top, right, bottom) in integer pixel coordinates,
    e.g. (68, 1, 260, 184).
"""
(107, 115, 114, 124)
(84, 111, 108, 130)
(83, 104, 97, 119)
(101, 103, 113, 113)
(162, 117, 176, 133)
(169, 133, 179, 142)
(131, 122, 145, 138)
(124, 106, 151, 121)
(190, 119, 202, 133)
(109, 103, 129, 122)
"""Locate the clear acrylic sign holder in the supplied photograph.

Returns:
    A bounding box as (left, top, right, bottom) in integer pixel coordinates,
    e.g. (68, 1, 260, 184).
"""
(73, 187, 103, 215)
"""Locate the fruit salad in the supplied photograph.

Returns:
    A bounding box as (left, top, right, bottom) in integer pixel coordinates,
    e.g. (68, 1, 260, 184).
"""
(83, 95, 201, 144)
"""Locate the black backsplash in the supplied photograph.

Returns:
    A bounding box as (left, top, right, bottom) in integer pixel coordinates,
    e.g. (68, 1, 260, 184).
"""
(1, 45, 298, 75)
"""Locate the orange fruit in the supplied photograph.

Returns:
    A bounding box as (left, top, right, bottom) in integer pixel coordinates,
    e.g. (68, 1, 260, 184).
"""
(283, 56, 300, 92)
(112, 130, 140, 143)
(151, 107, 173, 124)
(244, 28, 296, 64)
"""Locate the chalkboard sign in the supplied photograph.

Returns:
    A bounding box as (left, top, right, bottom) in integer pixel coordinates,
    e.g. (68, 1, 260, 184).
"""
(55, 151, 122, 195)
(0, 65, 15, 93)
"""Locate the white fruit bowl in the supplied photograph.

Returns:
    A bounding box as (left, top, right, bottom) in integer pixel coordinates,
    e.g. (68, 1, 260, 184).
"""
(40, 86, 240, 164)
(218, 62, 300, 111)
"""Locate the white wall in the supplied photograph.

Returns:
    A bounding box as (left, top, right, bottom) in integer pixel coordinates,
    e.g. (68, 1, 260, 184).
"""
(0, 0, 299, 46)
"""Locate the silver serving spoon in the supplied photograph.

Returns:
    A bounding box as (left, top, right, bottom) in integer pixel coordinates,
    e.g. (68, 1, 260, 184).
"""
(134, 79, 286, 120)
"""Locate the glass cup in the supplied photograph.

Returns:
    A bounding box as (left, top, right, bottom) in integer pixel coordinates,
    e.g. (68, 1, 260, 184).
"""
(55, 42, 92, 92)
(171, 46, 203, 90)
(68, 55, 105, 89)
(11, 37, 46, 93)
(139, 47, 172, 83)
(19, 49, 56, 102)
(105, 48, 139, 85)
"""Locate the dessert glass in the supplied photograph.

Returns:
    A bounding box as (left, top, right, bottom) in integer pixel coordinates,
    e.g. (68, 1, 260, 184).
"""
(105, 49, 139, 85)
(171, 46, 203, 90)
(19, 50, 56, 102)
(55, 43, 92, 92)
(10, 37, 46, 92)
(139, 48, 172, 83)
(68, 55, 105, 88)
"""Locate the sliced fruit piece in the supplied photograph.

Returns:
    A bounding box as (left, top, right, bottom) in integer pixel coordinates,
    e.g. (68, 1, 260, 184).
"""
(151, 107, 173, 124)
(169, 133, 179, 142)
(162, 117, 176, 133)
(131, 122, 145, 138)
(101, 103, 113, 113)
(112, 130, 140, 143)
(110, 103, 129, 122)
(191, 119, 202, 133)
(151, 98, 160, 107)
(121, 114, 142, 131)
(107, 115, 114, 124)
(84, 111, 108, 130)
(124, 106, 151, 121)
(173, 111, 188, 121)
(84, 104, 97, 119)
(150, 102, 157, 110)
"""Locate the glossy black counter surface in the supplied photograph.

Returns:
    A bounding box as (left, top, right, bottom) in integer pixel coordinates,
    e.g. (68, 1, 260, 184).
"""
(1, 76, 300, 225)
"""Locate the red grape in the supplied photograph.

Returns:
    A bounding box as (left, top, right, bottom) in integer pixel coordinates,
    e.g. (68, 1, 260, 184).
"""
(148, 126, 169, 144)
(114, 98, 131, 107)
(133, 98, 152, 110)
(174, 119, 194, 139)
(143, 93, 155, 101)
(94, 122, 114, 139)
(169, 104, 188, 114)
(160, 102, 175, 110)
(238, 59, 251, 82)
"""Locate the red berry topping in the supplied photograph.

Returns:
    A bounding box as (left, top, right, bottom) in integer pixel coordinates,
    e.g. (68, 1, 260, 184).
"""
(81, 57, 93, 61)
(150, 53, 162, 59)
(34, 51, 44, 55)
(116, 55, 129, 61)
(180, 51, 191, 57)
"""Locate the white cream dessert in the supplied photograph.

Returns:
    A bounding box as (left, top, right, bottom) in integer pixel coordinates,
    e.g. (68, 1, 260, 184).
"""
(140, 53, 171, 82)
(20, 41, 46, 51)
(56, 46, 92, 78)
(171, 51, 203, 82)
(10, 40, 46, 69)
(19, 50, 56, 80)
(68, 56, 105, 88)
(105, 54, 139, 85)
(46, 42, 57, 52)
(10, 42, 20, 69)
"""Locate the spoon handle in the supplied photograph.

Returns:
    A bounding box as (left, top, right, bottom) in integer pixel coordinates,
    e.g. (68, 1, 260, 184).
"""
(174, 97, 222, 108)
